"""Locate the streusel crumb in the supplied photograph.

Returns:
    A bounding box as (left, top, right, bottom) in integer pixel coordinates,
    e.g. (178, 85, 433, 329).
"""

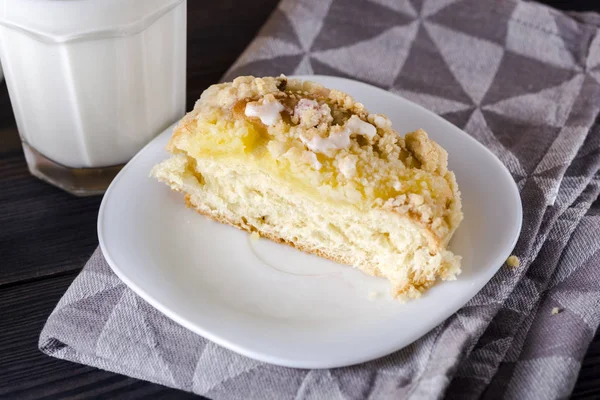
(506, 255, 520, 268)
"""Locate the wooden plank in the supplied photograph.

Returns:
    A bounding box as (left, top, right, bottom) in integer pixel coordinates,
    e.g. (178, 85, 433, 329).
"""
(0, 271, 201, 399)
(0, 152, 102, 285)
(0, 80, 19, 154)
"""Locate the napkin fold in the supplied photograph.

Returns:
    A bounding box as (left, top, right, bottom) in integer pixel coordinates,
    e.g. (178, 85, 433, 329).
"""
(40, 0, 600, 398)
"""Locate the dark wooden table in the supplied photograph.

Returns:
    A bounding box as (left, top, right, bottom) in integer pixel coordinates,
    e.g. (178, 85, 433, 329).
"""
(0, 1, 598, 398)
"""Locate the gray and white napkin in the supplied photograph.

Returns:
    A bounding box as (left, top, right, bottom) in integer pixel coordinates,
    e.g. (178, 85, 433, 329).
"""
(40, 0, 600, 398)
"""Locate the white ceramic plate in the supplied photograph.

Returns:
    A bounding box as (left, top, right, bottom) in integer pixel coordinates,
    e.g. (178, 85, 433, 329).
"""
(98, 75, 522, 369)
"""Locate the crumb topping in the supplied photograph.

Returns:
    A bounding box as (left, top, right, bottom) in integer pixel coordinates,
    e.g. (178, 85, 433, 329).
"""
(293, 98, 332, 127)
(171, 75, 462, 240)
(338, 155, 357, 179)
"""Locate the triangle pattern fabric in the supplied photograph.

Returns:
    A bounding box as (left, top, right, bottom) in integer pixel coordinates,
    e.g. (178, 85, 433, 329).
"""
(226, 55, 304, 80)
(279, 0, 334, 51)
(531, 175, 562, 206)
(427, 0, 518, 45)
(233, 37, 303, 67)
(310, 57, 373, 85)
(552, 175, 595, 210)
(565, 75, 600, 126)
(456, 310, 490, 335)
(330, 368, 379, 400)
(532, 126, 589, 175)
(483, 74, 585, 128)
(310, 0, 413, 52)
(553, 214, 600, 283)
(587, 33, 600, 73)
(506, 357, 581, 399)
(192, 341, 263, 393)
(506, 3, 579, 71)
(520, 304, 592, 361)
(259, 8, 302, 47)
(408, 0, 424, 14)
(205, 366, 306, 400)
(464, 109, 526, 178)
(391, 89, 472, 115)
(421, 0, 460, 17)
(54, 269, 123, 309)
(367, 0, 417, 18)
(589, 67, 600, 87)
(510, 1, 560, 35)
(392, 24, 472, 104)
(294, 55, 314, 75)
(482, 109, 561, 174)
(572, 125, 600, 160)
(96, 290, 176, 386)
(552, 238, 600, 294)
(481, 50, 576, 106)
(49, 284, 126, 351)
(144, 316, 208, 389)
(424, 21, 504, 105)
(553, 13, 590, 69)
(311, 23, 419, 89)
(556, 12, 594, 65)
(440, 108, 476, 129)
(295, 370, 347, 399)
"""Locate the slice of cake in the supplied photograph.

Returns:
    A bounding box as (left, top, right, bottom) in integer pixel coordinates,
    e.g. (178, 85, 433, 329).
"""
(151, 75, 463, 299)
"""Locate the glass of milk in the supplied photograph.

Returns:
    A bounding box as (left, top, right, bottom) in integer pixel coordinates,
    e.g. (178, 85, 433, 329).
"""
(0, 0, 187, 195)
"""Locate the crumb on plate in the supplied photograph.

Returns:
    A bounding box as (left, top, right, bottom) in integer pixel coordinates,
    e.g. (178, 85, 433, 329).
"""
(551, 307, 561, 315)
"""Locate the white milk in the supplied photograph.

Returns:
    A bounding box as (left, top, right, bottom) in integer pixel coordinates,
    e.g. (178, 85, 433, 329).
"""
(0, 0, 186, 168)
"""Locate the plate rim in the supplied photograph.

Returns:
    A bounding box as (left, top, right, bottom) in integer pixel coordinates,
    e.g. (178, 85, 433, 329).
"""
(98, 74, 523, 369)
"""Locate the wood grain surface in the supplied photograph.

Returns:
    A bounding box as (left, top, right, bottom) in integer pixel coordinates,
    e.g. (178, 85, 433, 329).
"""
(0, 1, 598, 399)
